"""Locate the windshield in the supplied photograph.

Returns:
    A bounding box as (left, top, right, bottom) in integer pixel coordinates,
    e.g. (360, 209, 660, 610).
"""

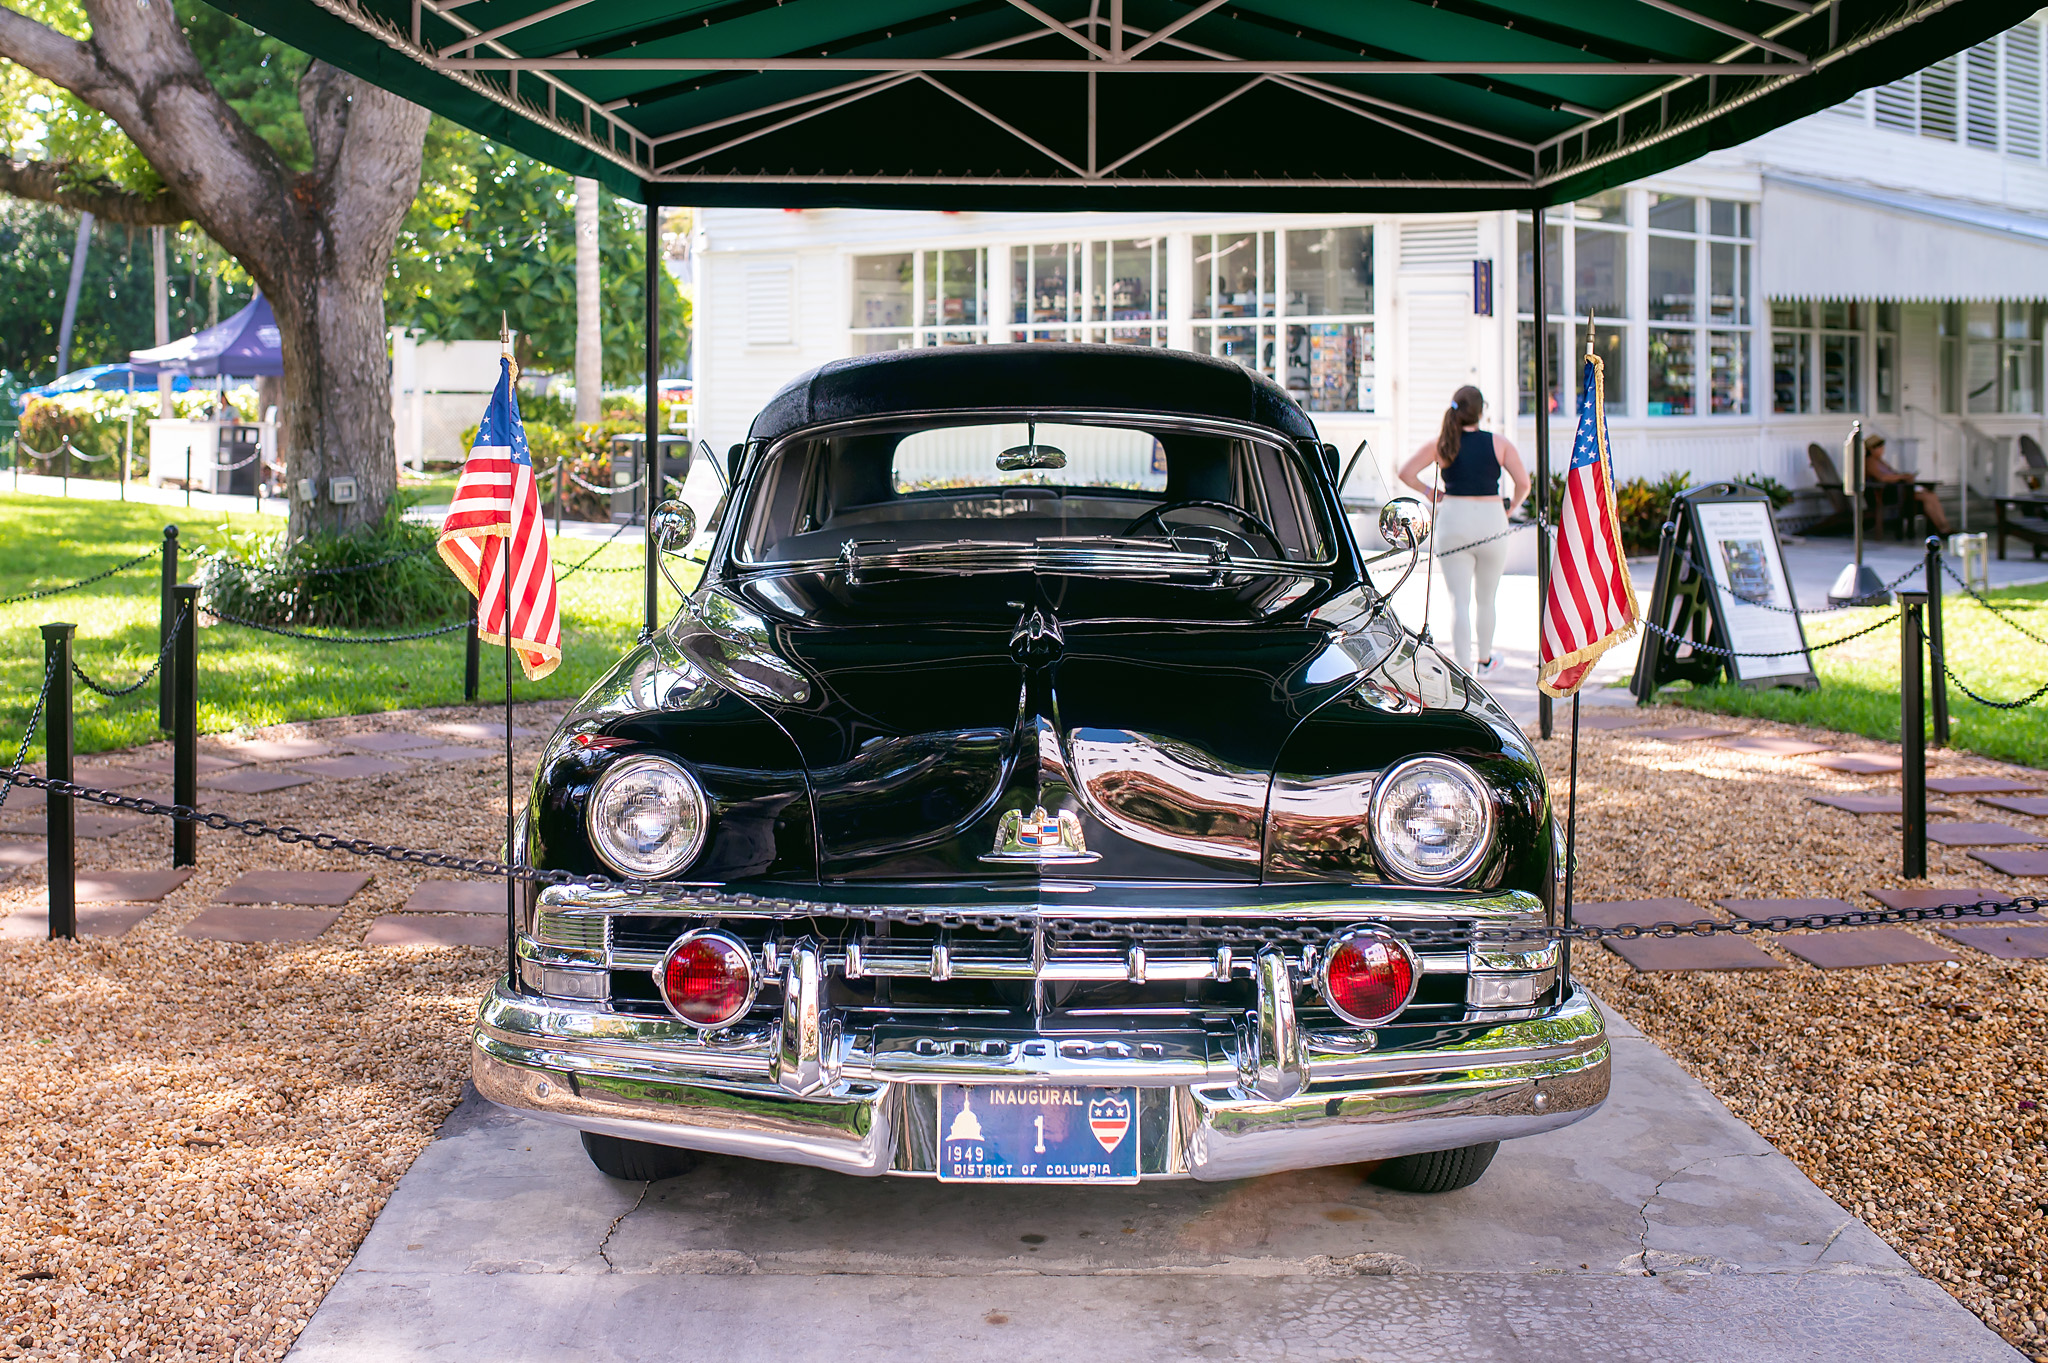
(734, 417, 1336, 569)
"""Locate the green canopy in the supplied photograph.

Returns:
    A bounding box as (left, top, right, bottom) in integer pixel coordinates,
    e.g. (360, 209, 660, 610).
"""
(213, 0, 2038, 209)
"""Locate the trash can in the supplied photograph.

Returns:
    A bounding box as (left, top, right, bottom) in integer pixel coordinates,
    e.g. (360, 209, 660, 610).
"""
(214, 424, 261, 496)
(607, 433, 690, 523)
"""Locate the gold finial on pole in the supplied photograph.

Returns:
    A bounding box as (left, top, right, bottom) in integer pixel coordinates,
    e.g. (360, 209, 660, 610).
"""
(499, 311, 519, 383)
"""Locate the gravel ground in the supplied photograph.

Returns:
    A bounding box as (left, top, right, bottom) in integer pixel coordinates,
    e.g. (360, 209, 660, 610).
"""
(1539, 704, 2048, 1361)
(2, 698, 2044, 1360)
(0, 702, 563, 1363)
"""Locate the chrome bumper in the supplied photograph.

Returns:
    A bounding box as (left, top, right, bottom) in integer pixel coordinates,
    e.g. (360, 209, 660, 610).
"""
(472, 985, 1610, 1180)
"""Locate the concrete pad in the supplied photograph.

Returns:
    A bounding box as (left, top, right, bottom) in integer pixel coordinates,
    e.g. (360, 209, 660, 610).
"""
(1573, 898, 1708, 930)
(1811, 793, 1956, 816)
(295, 756, 414, 780)
(217, 870, 372, 906)
(0, 811, 147, 839)
(1717, 896, 1859, 921)
(1571, 710, 1654, 731)
(1774, 929, 1959, 969)
(1980, 795, 2048, 818)
(1807, 753, 1904, 774)
(0, 786, 46, 811)
(221, 738, 333, 762)
(286, 1008, 2020, 1363)
(1925, 821, 2045, 847)
(1633, 726, 1740, 743)
(348, 732, 446, 753)
(1713, 735, 1832, 757)
(1867, 887, 2030, 924)
(1969, 848, 2048, 877)
(400, 745, 495, 764)
(366, 914, 503, 947)
(181, 907, 341, 943)
(123, 752, 251, 774)
(72, 765, 163, 789)
(430, 722, 541, 742)
(1934, 925, 2048, 960)
(1927, 775, 2042, 795)
(402, 881, 506, 915)
(0, 840, 46, 870)
(199, 768, 316, 795)
(75, 868, 193, 903)
(0, 904, 157, 939)
(1604, 935, 1786, 972)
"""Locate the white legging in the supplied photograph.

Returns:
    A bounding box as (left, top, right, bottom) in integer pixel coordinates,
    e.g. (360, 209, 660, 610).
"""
(1432, 496, 1509, 672)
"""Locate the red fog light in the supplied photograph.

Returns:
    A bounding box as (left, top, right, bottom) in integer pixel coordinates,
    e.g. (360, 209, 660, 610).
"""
(656, 930, 756, 1028)
(1319, 929, 1418, 1027)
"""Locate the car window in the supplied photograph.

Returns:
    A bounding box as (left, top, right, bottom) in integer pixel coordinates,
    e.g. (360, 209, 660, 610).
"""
(735, 417, 1333, 566)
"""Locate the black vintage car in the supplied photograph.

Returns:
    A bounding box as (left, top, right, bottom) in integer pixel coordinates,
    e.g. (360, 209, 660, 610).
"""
(475, 345, 1608, 1192)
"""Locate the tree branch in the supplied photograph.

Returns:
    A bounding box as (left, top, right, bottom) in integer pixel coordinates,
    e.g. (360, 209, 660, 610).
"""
(0, 2, 141, 126)
(0, 159, 191, 226)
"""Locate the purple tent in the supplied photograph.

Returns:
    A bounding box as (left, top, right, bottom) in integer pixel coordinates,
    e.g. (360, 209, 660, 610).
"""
(129, 295, 284, 377)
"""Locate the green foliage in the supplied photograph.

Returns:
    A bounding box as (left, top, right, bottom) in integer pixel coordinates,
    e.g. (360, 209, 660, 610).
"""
(388, 131, 690, 382)
(1543, 468, 1690, 556)
(197, 506, 469, 629)
(1737, 474, 1794, 509)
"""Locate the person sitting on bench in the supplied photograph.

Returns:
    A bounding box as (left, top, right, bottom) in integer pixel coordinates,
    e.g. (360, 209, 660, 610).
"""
(1864, 434, 1951, 536)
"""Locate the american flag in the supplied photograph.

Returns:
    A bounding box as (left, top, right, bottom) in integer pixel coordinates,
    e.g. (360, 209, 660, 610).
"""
(437, 357, 561, 681)
(1539, 355, 1638, 697)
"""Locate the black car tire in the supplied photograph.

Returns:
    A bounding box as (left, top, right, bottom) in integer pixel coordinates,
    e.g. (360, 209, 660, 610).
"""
(1368, 1142, 1499, 1194)
(579, 1130, 699, 1182)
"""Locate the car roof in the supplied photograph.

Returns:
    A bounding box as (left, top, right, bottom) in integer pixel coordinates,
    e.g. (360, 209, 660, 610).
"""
(747, 344, 1321, 446)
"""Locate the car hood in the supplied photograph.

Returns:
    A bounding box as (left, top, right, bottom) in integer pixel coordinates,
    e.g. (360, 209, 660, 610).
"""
(670, 589, 1414, 881)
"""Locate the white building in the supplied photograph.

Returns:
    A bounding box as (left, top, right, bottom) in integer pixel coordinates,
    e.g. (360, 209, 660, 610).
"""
(694, 14, 2048, 522)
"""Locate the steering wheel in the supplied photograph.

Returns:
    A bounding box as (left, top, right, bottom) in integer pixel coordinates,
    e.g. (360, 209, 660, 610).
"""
(1120, 499, 1285, 559)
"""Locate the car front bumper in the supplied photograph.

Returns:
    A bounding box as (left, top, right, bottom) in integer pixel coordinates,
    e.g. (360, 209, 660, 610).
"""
(471, 983, 1609, 1181)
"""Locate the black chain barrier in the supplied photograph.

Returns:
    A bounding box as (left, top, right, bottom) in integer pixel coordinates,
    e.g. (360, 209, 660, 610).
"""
(0, 767, 2036, 947)
(203, 608, 471, 644)
(1686, 550, 1921, 615)
(1641, 608, 1903, 661)
(1941, 558, 2048, 648)
(0, 659, 54, 816)
(0, 545, 159, 606)
(69, 608, 187, 699)
(1929, 636, 2048, 710)
(555, 518, 639, 580)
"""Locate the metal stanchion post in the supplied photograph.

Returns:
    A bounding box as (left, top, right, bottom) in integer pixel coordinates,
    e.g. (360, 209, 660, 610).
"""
(1899, 590, 1927, 880)
(1924, 536, 1949, 747)
(42, 624, 76, 940)
(172, 583, 199, 869)
(464, 616, 481, 703)
(158, 525, 179, 729)
(62, 438, 70, 498)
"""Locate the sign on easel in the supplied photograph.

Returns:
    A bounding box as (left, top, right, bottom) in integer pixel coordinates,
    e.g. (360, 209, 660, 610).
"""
(1631, 481, 1818, 700)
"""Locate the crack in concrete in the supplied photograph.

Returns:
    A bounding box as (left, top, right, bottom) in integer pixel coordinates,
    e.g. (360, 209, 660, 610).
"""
(1632, 1152, 1775, 1276)
(595, 1183, 650, 1273)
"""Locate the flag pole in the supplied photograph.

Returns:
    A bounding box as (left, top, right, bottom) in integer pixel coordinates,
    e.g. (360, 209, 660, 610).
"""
(500, 312, 517, 986)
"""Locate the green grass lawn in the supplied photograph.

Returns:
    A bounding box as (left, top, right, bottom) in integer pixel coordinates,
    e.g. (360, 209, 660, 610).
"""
(1663, 581, 2048, 770)
(0, 492, 662, 759)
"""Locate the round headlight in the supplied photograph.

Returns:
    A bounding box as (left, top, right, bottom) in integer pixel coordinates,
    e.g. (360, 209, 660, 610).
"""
(586, 754, 709, 879)
(1368, 755, 1494, 886)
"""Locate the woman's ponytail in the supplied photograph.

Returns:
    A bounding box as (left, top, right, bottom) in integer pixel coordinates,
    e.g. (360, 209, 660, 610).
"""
(1435, 385, 1485, 467)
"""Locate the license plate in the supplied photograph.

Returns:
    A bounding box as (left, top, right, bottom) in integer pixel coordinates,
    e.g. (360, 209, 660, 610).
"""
(935, 1084, 1140, 1183)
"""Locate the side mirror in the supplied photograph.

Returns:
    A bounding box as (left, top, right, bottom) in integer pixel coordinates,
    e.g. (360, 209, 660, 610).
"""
(650, 498, 697, 554)
(1378, 496, 1431, 548)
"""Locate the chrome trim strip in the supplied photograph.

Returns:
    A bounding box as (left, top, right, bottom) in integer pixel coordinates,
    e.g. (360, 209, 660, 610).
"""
(1247, 947, 1306, 1102)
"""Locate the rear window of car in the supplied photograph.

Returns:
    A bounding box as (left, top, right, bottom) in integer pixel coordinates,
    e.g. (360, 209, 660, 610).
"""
(735, 417, 1334, 566)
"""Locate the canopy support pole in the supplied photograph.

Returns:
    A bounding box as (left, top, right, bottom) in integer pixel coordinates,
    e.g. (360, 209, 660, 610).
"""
(643, 196, 660, 639)
(1532, 208, 1552, 741)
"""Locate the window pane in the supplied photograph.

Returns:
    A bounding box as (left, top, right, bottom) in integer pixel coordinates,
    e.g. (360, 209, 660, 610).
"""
(1708, 243, 1748, 323)
(1518, 320, 1565, 417)
(1876, 301, 1900, 333)
(1205, 323, 1273, 378)
(1648, 194, 1697, 232)
(1707, 199, 1752, 238)
(1284, 226, 1372, 316)
(1965, 302, 1998, 340)
(1875, 333, 1898, 413)
(1016, 243, 1077, 325)
(2002, 342, 2038, 413)
(854, 331, 912, 354)
(1199, 232, 1273, 320)
(1574, 227, 1626, 318)
(1773, 331, 1809, 413)
(1574, 190, 1628, 225)
(1821, 332, 1862, 412)
(2004, 302, 2034, 340)
(1516, 214, 1563, 316)
(923, 249, 984, 327)
(1709, 332, 1749, 415)
(1820, 300, 1857, 330)
(1648, 236, 1695, 321)
(1647, 329, 1696, 416)
(1093, 238, 1161, 323)
(1285, 322, 1374, 412)
(852, 253, 912, 329)
(1576, 326, 1626, 414)
(1771, 299, 1808, 329)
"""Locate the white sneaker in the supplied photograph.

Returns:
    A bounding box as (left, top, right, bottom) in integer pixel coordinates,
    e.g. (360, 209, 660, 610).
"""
(1475, 657, 1502, 677)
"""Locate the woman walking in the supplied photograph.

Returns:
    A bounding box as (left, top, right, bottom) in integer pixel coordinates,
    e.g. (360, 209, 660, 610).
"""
(1397, 385, 1530, 677)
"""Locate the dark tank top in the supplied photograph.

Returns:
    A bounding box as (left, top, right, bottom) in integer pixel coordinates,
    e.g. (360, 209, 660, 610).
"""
(1441, 429, 1500, 497)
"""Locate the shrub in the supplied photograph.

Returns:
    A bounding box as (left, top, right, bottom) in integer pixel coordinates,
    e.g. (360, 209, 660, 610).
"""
(198, 506, 469, 629)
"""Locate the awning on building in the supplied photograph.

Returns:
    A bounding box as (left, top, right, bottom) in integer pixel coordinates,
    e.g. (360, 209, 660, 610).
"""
(1761, 172, 2048, 302)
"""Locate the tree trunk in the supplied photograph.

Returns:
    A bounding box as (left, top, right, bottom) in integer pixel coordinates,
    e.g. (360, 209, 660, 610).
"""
(574, 178, 602, 426)
(0, 0, 428, 537)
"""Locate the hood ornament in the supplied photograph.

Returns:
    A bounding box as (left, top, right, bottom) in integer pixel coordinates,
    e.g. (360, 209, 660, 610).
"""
(982, 805, 1098, 864)
(1009, 604, 1064, 663)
